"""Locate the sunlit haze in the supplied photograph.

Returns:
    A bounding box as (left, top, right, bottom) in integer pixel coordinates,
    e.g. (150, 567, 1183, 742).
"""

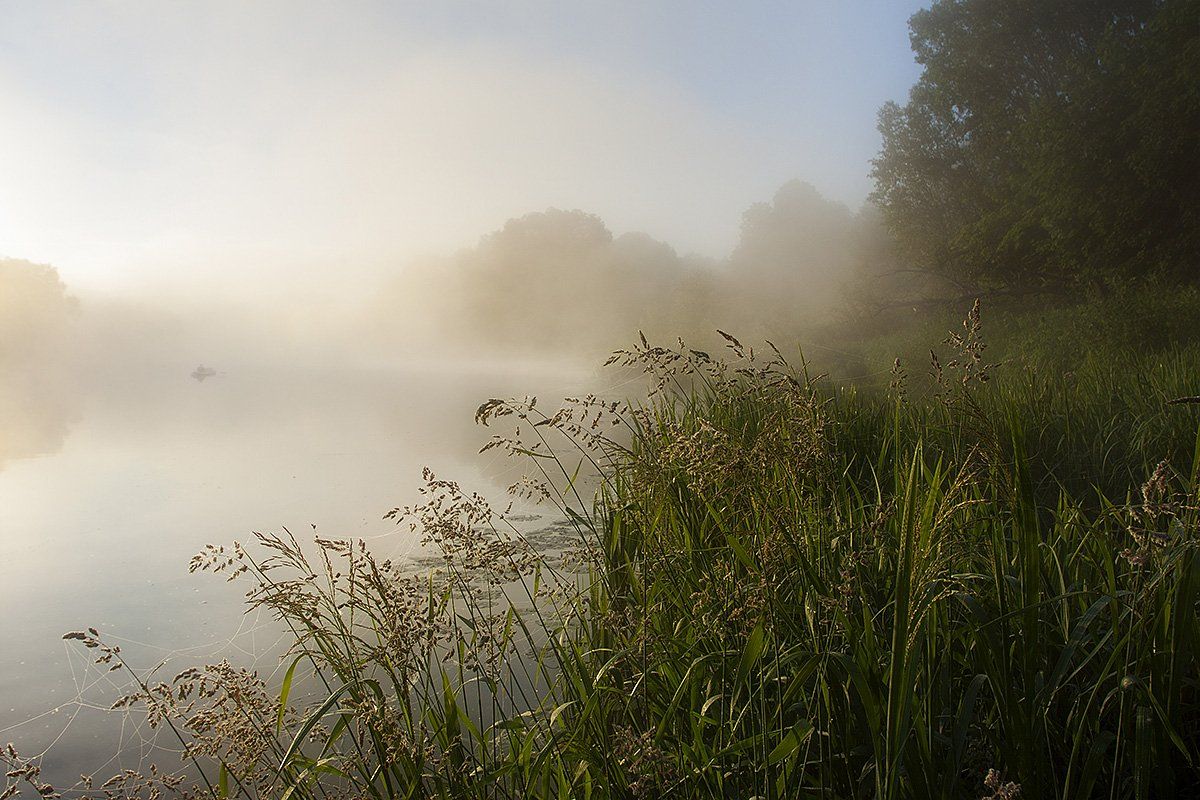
(0, 1, 922, 300)
(5, 2, 1199, 793)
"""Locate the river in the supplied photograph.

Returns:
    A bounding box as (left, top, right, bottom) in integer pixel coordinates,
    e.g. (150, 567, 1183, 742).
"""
(0, 354, 594, 788)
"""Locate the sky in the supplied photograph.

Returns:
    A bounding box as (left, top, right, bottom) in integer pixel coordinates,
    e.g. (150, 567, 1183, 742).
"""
(0, 1, 925, 300)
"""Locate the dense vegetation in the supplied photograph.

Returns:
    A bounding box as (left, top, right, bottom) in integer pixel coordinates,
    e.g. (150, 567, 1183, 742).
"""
(389, 1, 1199, 355)
(10, 293, 1198, 799)
(872, 0, 1199, 294)
(7, 1, 1199, 798)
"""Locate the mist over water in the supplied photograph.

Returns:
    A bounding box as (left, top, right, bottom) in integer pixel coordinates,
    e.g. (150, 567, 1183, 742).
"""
(0, 2, 927, 782)
(3, 0, 1195, 793)
(0, 260, 81, 467)
(0, 255, 603, 782)
(0, 186, 888, 783)
(0, 263, 598, 783)
(1, 174, 890, 480)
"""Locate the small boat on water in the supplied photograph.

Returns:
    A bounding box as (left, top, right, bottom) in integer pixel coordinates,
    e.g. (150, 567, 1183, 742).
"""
(191, 364, 217, 382)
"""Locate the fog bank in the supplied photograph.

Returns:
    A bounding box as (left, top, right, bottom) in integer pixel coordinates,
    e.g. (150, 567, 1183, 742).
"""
(1, 176, 909, 471)
(379, 180, 898, 358)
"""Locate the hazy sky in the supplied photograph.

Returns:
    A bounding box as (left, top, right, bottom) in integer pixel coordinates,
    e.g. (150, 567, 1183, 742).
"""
(0, 2, 924, 299)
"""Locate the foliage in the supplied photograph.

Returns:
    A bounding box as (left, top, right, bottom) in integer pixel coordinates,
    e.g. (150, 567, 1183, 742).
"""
(16, 301, 1200, 799)
(871, 0, 1199, 292)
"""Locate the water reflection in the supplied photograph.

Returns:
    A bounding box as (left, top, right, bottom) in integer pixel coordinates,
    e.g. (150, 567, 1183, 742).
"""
(0, 349, 592, 787)
(0, 377, 81, 468)
(190, 364, 218, 382)
(0, 258, 82, 468)
(0, 257, 608, 783)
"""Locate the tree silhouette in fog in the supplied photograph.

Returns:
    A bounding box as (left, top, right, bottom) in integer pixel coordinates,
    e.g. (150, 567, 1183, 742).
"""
(0, 258, 80, 466)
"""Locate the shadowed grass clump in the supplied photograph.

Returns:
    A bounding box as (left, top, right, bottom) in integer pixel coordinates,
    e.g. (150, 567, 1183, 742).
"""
(16, 301, 1200, 799)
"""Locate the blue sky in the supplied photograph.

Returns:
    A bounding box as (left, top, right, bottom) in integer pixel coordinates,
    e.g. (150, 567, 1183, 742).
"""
(0, 1, 925, 296)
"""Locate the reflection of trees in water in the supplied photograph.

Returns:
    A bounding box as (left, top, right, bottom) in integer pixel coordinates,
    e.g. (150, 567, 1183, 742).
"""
(0, 379, 81, 467)
(0, 258, 81, 468)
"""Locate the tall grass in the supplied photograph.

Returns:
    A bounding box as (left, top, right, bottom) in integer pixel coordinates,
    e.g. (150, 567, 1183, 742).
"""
(12, 300, 1200, 799)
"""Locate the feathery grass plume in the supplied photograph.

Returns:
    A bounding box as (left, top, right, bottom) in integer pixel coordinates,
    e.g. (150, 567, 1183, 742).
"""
(37, 299, 1200, 798)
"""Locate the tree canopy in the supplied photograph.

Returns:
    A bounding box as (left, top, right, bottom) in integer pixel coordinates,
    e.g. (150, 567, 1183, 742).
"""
(872, 0, 1199, 294)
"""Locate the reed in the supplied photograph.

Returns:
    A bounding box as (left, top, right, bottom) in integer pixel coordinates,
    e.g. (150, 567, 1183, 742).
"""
(17, 298, 1200, 799)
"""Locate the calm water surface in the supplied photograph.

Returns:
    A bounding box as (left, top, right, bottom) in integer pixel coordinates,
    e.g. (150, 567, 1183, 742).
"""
(0, 358, 590, 786)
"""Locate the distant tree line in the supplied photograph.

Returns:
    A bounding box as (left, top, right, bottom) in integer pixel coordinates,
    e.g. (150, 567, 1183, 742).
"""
(0, 258, 80, 467)
(391, 181, 892, 355)
(871, 0, 1199, 295)
(394, 0, 1199, 352)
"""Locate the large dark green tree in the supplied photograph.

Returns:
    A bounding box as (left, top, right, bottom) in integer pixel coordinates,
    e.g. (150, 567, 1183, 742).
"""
(872, 0, 1198, 294)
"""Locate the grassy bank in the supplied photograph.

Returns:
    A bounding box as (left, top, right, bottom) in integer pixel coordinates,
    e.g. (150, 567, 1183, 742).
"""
(13, 294, 1200, 799)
